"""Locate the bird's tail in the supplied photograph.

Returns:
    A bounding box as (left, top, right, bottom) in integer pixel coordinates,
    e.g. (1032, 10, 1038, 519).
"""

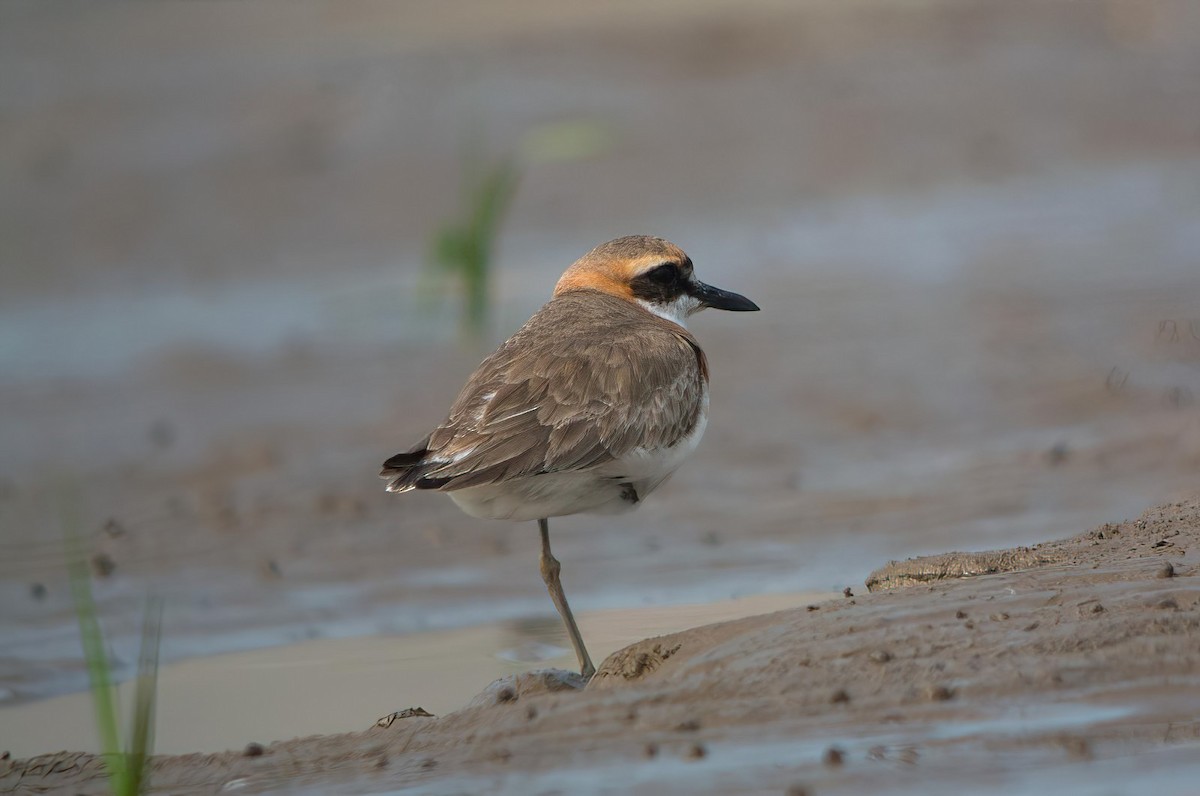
(379, 437, 433, 493)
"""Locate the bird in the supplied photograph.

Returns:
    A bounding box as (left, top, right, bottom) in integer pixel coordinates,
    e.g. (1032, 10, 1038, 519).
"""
(380, 235, 758, 679)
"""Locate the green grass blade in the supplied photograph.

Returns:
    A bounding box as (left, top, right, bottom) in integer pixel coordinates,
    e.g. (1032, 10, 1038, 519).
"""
(425, 143, 521, 341)
(64, 503, 128, 793)
(125, 597, 163, 795)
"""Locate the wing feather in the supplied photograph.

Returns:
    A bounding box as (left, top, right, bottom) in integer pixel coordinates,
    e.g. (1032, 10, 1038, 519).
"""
(405, 292, 706, 491)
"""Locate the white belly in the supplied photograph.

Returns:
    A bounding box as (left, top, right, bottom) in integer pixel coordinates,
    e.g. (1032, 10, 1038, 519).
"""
(450, 403, 708, 522)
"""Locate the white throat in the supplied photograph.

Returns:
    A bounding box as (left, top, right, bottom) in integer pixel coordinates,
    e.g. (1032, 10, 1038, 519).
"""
(635, 295, 699, 328)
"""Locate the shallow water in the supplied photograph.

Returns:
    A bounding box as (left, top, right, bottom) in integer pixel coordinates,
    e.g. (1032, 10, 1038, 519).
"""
(3, 159, 1198, 384)
(0, 593, 824, 757)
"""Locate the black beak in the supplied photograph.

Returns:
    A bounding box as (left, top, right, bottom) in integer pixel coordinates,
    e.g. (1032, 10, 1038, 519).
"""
(691, 280, 760, 312)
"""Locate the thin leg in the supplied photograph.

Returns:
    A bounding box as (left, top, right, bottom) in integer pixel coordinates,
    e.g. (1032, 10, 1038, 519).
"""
(538, 518, 595, 679)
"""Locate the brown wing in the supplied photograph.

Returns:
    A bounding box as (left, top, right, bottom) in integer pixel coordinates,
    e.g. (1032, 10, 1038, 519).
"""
(392, 291, 706, 491)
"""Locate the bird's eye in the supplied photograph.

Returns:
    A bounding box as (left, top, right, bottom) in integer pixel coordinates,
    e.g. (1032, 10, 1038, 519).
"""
(646, 264, 677, 284)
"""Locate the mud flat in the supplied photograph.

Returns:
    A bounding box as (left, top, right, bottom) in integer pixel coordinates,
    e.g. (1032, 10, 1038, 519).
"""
(5, 495, 1198, 795)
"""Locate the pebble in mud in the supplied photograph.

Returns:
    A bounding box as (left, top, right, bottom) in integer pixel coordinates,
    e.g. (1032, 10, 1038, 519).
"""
(868, 650, 893, 664)
(644, 742, 659, 759)
(823, 746, 845, 767)
(830, 688, 851, 704)
(243, 742, 264, 757)
(684, 743, 707, 760)
(1157, 562, 1176, 578)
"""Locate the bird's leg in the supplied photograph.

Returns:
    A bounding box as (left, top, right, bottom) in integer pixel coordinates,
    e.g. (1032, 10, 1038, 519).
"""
(538, 518, 595, 679)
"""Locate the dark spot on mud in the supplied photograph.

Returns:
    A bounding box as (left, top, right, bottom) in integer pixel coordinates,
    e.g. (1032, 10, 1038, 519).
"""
(685, 743, 706, 760)
(869, 650, 892, 664)
(243, 742, 264, 757)
(1157, 562, 1176, 578)
(1023, 621, 1040, 631)
(1157, 597, 1179, 610)
(927, 685, 956, 701)
(843, 587, 854, 598)
(786, 786, 811, 796)
(644, 742, 659, 758)
(496, 686, 517, 703)
(830, 688, 851, 704)
(526, 705, 538, 720)
(956, 610, 968, 619)
(29, 582, 46, 601)
(1061, 736, 1092, 760)
(90, 552, 116, 578)
(823, 746, 845, 767)
(1044, 441, 1069, 465)
(420, 757, 437, 770)
(806, 605, 819, 611)
(990, 612, 1010, 621)
(676, 718, 701, 732)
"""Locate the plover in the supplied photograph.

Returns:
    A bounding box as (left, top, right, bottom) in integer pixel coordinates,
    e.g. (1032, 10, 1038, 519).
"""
(381, 235, 758, 678)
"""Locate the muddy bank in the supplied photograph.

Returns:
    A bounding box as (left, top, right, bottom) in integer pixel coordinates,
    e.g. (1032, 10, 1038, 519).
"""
(7, 496, 1198, 794)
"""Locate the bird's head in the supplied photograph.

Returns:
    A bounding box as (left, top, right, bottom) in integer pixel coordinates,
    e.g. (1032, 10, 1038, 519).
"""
(553, 235, 759, 326)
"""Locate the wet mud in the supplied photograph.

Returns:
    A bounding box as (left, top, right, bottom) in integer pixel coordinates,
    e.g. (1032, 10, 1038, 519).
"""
(5, 497, 1199, 794)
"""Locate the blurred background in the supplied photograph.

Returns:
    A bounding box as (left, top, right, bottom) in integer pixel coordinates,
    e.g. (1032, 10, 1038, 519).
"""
(2, 0, 1199, 752)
